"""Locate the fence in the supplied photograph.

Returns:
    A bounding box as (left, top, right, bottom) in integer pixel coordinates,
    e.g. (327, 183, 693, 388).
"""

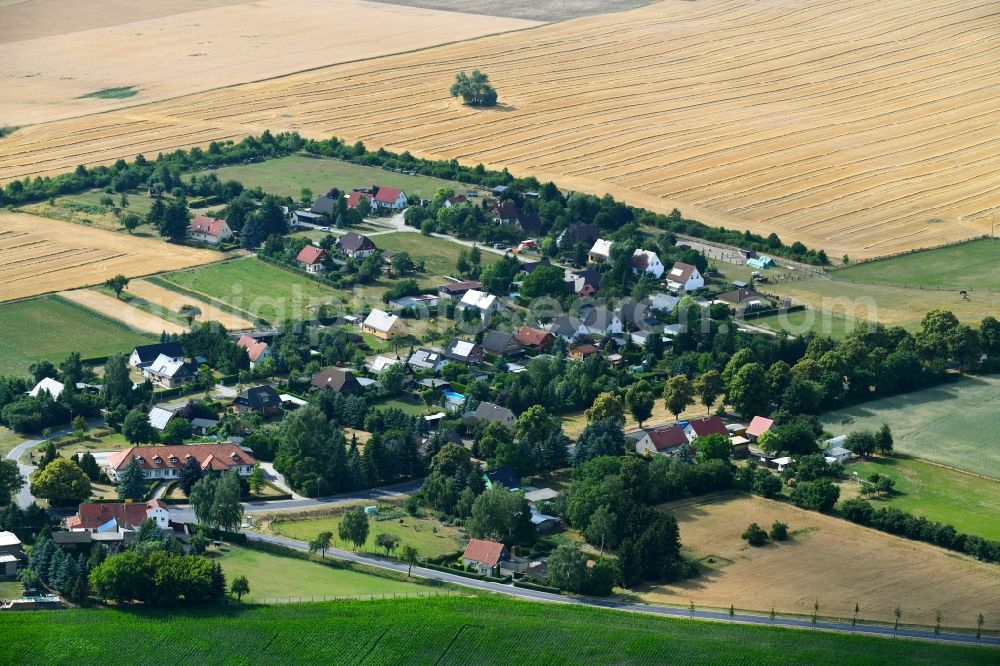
(255, 590, 462, 605)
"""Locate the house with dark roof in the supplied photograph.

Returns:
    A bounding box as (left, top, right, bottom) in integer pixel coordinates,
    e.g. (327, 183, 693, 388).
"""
(311, 368, 362, 394)
(438, 281, 482, 299)
(557, 223, 599, 249)
(635, 424, 689, 456)
(443, 338, 484, 365)
(310, 195, 339, 216)
(482, 331, 523, 357)
(106, 444, 256, 481)
(129, 342, 184, 370)
(549, 316, 588, 342)
(296, 245, 328, 273)
(471, 401, 516, 428)
(462, 538, 510, 576)
(484, 465, 520, 490)
(371, 186, 408, 211)
(233, 385, 282, 416)
(514, 326, 554, 352)
(564, 268, 601, 297)
(518, 258, 550, 275)
(408, 348, 445, 373)
(335, 232, 377, 260)
(187, 215, 232, 245)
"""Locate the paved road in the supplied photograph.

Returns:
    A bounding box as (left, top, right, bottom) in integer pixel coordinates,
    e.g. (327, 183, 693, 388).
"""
(4, 421, 101, 508)
(244, 530, 999, 649)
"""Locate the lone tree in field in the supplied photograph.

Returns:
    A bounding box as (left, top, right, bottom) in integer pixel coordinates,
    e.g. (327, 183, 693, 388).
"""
(450, 69, 498, 107)
(231, 575, 250, 602)
(179, 304, 201, 327)
(104, 274, 130, 299)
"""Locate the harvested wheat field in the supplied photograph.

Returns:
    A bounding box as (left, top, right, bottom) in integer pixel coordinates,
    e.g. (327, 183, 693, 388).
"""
(125, 279, 254, 331)
(0, 0, 539, 126)
(4, 0, 997, 258)
(0, 213, 221, 301)
(58, 289, 185, 335)
(648, 494, 1000, 628)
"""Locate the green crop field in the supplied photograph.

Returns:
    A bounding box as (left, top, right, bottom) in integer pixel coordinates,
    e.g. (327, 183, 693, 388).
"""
(197, 155, 481, 201)
(749, 309, 859, 340)
(2, 595, 994, 665)
(835, 239, 1000, 291)
(215, 545, 430, 602)
(270, 512, 464, 560)
(821, 374, 1000, 479)
(845, 456, 1000, 541)
(375, 232, 499, 281)
(0, 295, 153, 377)
(154, 258, 342, 324)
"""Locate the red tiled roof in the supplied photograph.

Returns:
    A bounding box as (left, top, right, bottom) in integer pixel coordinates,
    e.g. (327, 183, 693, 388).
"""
(346, 191, 372, 208)
(189, 215, 228, 237)
(644, 425, 689, 451)
(107, 444, 256, 472)
(631, 253, 649, 270)
(69, 500, 167, 530)
(463, 538, 505, 567)
(686, 415, 729, 438)
(296, 245, 326, 265)
(373, 186, 403, 204)
(668, 262, 697, 284)
(571, 344, 600, 356)
(514, 326, 553, 348)
(746, 416, 774, 438)
(236, 335, 269, 362)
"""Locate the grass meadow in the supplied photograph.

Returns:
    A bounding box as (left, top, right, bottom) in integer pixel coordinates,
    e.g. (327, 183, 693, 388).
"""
(820, 374, 1000, 479)
(834, 239, 1000, 291)
(2, 595, 995, 665)
(748, 309, 858, 340)
(843, 456, 1000, 541)
(197, 155, 481, 201)
(374, 232, 499, 282)
(0, 295, 153, 377)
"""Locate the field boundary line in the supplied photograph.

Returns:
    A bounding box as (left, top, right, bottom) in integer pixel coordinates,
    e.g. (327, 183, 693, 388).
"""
(47, 293, 159, 341)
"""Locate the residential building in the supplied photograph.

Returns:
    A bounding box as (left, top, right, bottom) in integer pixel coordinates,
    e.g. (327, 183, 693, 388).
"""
(129, 342, 184, 370)
(458, 289, 499, 315)
(144, 354, 199, 388)
(649, 293, 680, 313)
(345, 191, 373, 209)
(310, 194, 339, 216)
(362, 308, 404, 340)
(408, 348, 445, 373)
(564, 268, 601, 297)
(295, 245, 328, 273)
(335, 232, 377, 259)
(617, 302, 654, 331)
(310, 368, 362, 394)
(365, 356, 402, 374)
(389, 294, 439, 310)
(514, 326, 554, 352)
(491, 201, 541, 235)
(27, 377, 65, 399)
(147, 406, 175, 431)
(631, 249, 665, 278)
(236, 334, 271, 368)
(0, 531, 21, 576)
(106, 444, 257, 481)
(471, 401, 516, 428)
(443, 195, 468, 208)
(462, 538, 509, 576)
(372, 186, 408, 211)
(548, 316, 588, 342)
(556, 223, 599, 249)
(583, 307, 623, 336)
(233, 385, 282, 417)
(519, 258, 550, 275)
(665, 262, 705, 292)
(745, 416, 774, 441)
(635, 425, 689, 456)
(438, 281, 482, 299)
(569, 343, 601, 360)
(683, 415, 729, 442)
(187, 215, 232, 245)
(66, 500, 171, 532)
(484, 466, 519, 490)
(588, 238, 614, 262)
(443, 339, 484, 365)
(482, 331, 523, 357)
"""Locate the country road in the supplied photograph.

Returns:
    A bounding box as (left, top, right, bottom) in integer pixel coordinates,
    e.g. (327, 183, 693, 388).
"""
(244, 530, 1000, 649)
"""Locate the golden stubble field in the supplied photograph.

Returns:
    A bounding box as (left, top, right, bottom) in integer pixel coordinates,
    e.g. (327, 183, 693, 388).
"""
(646, 494, 1000, 627)
(2, 0, 997, 258)
(0, 212, 222, 301)
(0, 0, 539, 126)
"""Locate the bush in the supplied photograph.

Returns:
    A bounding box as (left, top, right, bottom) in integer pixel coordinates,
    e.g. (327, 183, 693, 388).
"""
(741, 522, 768, 547)
(513, 580, 560, 594)
(770, 521, 788, 541)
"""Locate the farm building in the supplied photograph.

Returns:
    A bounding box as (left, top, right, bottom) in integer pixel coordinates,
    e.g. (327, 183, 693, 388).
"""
(106, 444, 256, 481)
(295, 245, 328, 273)
(665, 262, 704, 292)
(187, 215, 232, 245)
(362, 309, 404, 340)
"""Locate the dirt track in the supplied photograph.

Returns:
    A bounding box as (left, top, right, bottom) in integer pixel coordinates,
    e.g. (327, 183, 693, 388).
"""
(2, 0, 997, 257)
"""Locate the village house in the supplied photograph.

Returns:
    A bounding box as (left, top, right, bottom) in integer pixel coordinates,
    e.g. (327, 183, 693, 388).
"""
(557, 223, 599, 250)
(564, 268, 601, 297)
(482, 331, 523, 357)
(631, 249, 665, 278)
(443, 339, 484, 365)
(147, 406, 175, 431)
(462, 538, 509, 576)
(310, 367, 362, 394)
(232, 385, 282, 417)
(514, 326, 555, 352)
(443, 194, 468, 208)
(471, 401, 516, 428)
(371, 186, 408, 211)
(635, 424, 689, 456)
(583, 307, 623, 336)
(407, 348, 445, 373)
(491, 201, 542, 235)
(129, 342, 184, 370)
(362, 308, 404, 340)
(649, 293, 680, 314)
(0, 531, 22, 576)
(569, 343, 601, 361)
(66, 500, 172, 532)
(548, 315, 588, 343)
(665, 262, 705, 292)
(27, 377, 65, 399)
(187, 215, 232, 245)
(588, 238, 614, 262)
(295, 245, 328, 273)
(745, 416, 774, 441)
(335, 232, 378, 260)
(438, 281, 482, 300)
(484, 465, 520, 490)
(366, 356, 402, 374)
(683, 415, 729, 442)
(144, 354, 199, 388)
(236, 334, 271, 368)
(458, 289, 499, 316)
(345, 190, 373, 209)
(106, 444, 257, 482)
(310, 193, 339, 217)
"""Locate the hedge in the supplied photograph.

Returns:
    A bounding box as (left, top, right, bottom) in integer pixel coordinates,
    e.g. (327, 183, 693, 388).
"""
(513, 580, 561, 594)
(421, 562, 486, 580)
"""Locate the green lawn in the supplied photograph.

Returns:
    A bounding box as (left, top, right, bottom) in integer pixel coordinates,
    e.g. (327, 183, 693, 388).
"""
(844, 456, 1000, 540)
(0, 580, 22, 600)
(197, 154, 482, 201)
(749, 309, 859, 340)
(271, 512, 464, 560)
(821, 374, 1000, 479)
(375, 232, 499, 282)
(0, 428, 23, 457)
(835, 239, 1000, 290)
(4, 595, 996, 665)
(215, 545, 429, 602)
(0, 295, 154, 377)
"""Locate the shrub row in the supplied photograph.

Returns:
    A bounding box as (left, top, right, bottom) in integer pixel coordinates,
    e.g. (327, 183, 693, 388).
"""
(840, 499, 1000, 563)
(513, 580, 561, 594)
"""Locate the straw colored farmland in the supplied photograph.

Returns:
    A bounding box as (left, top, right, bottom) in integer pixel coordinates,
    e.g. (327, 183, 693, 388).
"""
(58, 289, 186, 335)
(0, 0, 539, 126)
(125, 279, 255, 331)
(648, 494, 1000, 628)
(0, 213, 221, 302)
(2, 0, 998, 258)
